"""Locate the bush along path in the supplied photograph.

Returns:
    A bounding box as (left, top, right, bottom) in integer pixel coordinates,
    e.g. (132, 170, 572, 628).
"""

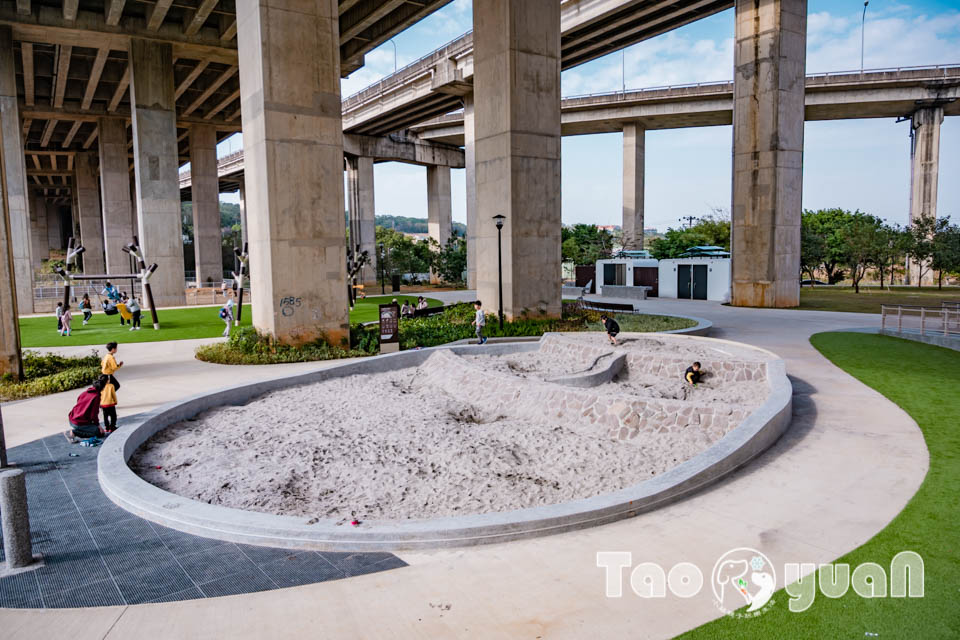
(679, 332, 959, 640)
(196, 303, 697, 365)
(0, 351, 101, 401)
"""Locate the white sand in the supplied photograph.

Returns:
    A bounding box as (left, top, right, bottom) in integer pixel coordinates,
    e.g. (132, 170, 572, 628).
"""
(132, 335, 771, 521)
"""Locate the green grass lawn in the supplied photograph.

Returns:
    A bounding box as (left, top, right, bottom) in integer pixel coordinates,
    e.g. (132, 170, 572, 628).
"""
(680, 333, 960, 639)
(19, 295, 441, 348)
(799, 286, 960, 314)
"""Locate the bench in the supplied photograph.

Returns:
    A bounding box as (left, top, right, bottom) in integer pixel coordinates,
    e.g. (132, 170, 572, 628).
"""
(580, 299, 637, 314)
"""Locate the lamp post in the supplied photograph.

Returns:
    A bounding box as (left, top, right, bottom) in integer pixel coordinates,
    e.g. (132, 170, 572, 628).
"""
(860, 1, 869, 73)
(388, 39, 397, 73)
(493, 214, 505, 329)
(379, 243, 385, 295)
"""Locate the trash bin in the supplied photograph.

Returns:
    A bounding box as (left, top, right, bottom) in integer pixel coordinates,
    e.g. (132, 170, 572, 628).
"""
(391, 274, 401, 292)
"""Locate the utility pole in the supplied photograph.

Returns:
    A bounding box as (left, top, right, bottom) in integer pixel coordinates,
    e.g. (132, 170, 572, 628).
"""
(679, 215, 697, 229)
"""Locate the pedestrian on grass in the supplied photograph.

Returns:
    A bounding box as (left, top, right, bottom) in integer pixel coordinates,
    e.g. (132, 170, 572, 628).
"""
(79, 294, 93, 324)
(219, 290, 235, 337)
(60, 304, 73, 337)
(55, 301, 64, 332)
(684, 362, 702, 387)
(472, 300, 487, 345)
(127, 296, 142, 331)
(600, 314, 620, 346)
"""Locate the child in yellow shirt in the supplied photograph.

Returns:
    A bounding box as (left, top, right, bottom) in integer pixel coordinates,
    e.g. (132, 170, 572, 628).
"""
(101, 342, 123, 432)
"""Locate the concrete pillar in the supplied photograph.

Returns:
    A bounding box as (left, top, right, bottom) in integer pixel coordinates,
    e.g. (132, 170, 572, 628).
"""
(29, 193, 48, 266)
(909, 106, 942, 222)
(128, 38, 186, 306)
(0, 469, 35, 570)
(74, 153, 106, 274)
(427, 165, 452, 284)
(237, 0, 348, 344)
(0, 26, 35, 314)
(346, 156, 377, 283)
(622, 123, 645, 250)
(46, 201, 62, 250)
(237, 178, 247, 248)
(474, 0, 562, 319)
(730, 0, 806, 308)
(0, 149, 22, 377)
(189, 124, 223, 287)
(98, 117, 135, 275)
(464, 93, 477, 290)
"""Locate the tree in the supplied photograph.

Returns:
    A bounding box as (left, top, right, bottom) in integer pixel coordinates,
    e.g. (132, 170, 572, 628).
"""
(930, 217, 960, 290)
(800, 215, 826, 282)
(375, 226, 432, 282)
(871, 223, 908, 290)
(432, 235, 467, 285)
(560, 224, 615, 265)
(647, 213, 730, 260)
(802, 208, 856, 284)
(839, 213, 884, 294)
(906, 215, 939, 287)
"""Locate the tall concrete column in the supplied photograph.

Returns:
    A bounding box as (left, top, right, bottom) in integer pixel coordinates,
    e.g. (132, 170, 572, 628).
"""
(74, 153, 106, 274)
(0, 141, 21, 376)
(346, 156, 376, 282)
(909, 106, 942, 222)
(622, 122, 645, 250)
(237, 0, 348, 344)
(237, 178, 247, 248)
(97, 118, 135, 274)
(730, 0, 806, 308)
(427, 164, 452, 284)
(474, 0, 562, 318)
(464, 93, 477, 289)
(0, 26, 35, 313)
(128, 38, 186, 306)
(189, 124, 223, 286)
(29, 193, 48, 265)
(46, 202, 62, 250)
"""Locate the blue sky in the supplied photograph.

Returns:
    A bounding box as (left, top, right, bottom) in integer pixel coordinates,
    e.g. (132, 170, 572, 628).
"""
(220, 0, 960, 232)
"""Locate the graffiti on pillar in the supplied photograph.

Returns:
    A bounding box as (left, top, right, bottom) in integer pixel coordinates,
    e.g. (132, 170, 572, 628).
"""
(279, 297, 302, 317)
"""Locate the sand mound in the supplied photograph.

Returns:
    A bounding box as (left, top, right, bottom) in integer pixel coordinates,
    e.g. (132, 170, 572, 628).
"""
(132, 334, 772, 521)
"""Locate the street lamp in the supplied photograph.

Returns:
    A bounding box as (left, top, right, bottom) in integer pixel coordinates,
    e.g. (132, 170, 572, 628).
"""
(388, 39, 397, 73)
(378, 242, 385, 295)
(860, 1, 869, 73)
(493, 214, 505, 329)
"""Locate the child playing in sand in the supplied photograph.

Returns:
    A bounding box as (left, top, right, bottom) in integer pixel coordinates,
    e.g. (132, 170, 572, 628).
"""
(472, 300, 487, 345)
(600, 314, 620, 345)
(685, 362, 702, 386)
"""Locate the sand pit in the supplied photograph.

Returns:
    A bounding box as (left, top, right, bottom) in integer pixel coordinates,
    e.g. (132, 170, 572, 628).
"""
(131, 334, 774, 522)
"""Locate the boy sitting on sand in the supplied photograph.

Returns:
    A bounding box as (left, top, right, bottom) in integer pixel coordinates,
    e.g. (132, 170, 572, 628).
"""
(685, 362, 702, 387)
(600, 314, 620, 346)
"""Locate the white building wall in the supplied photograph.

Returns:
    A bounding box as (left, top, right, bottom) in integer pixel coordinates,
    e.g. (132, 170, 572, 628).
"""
(658, 258, 731, 302)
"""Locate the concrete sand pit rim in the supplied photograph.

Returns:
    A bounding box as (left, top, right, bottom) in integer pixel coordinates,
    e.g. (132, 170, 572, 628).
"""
(98, 333, 792, 551)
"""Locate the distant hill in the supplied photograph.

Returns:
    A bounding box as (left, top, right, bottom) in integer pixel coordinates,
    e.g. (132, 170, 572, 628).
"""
(376, 215, 466, 237)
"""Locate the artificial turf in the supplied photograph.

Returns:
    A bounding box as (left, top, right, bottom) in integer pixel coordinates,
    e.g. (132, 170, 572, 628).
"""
(18, 295, 441, 348)
(679, 332, 960, 639)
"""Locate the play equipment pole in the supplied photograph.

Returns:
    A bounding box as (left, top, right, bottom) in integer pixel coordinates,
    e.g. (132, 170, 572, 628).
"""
(123, 236, 160, 329)
(232, 243, 249, 325)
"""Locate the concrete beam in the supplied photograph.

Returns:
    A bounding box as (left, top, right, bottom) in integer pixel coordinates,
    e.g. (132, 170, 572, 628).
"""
(128, 38, 185, 305)
(237, 0, 348, 344)
(53, 44, 71, 109)
(21, 103, 242, 132)
(185, 0, 220, 37)
(474, 0, 562, 319)
(730, 0, 806, 309)
(342, 133, 464, 167)
(108, 65, 129, 112)
(105, 0, 125, 27)
(183, 66, 238, 116)
(20, 42, 33, 107)
(81, 48, 110, 110)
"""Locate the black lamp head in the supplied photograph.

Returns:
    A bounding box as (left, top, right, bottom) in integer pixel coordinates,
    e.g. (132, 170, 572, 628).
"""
(493, 214, 505, 230)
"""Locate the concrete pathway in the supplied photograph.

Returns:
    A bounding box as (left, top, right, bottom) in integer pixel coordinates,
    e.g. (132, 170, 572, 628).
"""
(0, 301, 929, 639)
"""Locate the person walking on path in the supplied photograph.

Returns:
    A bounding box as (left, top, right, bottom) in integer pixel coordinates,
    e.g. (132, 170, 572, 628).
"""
(55, 301, 64, 332)
(79, 294, 93, 324)
(127, 296, 142, 331)
(219, 291, 235, 337)
(60, 305, 73, 337)
(472, 300, 487, 345)
(600, 314, 620, 346)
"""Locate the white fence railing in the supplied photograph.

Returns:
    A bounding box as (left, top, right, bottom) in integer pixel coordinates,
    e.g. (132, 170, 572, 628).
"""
(881, 304, 960, 338)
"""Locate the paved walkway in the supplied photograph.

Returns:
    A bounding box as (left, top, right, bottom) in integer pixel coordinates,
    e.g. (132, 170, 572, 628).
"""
(0, 301, 929, 639)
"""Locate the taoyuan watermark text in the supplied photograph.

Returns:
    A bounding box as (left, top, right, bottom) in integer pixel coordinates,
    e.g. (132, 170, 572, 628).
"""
(597, 548, 924, 617)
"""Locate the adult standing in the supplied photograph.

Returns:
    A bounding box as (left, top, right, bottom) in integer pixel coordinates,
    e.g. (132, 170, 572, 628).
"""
(127, 296, 142, 331)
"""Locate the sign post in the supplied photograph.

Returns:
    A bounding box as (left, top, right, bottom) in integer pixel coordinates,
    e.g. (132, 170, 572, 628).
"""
(379, 303, 400, 354)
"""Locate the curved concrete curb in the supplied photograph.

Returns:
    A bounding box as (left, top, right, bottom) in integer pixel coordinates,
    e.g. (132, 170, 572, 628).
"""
(656, 313, 712, 336)
(544, 352, 626, 388)
(99, 334, 790, 551)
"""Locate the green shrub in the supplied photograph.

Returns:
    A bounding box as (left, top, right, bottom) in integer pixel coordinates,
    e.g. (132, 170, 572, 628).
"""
(195, 326, 369, 364)
(0, 350, 102, 401)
